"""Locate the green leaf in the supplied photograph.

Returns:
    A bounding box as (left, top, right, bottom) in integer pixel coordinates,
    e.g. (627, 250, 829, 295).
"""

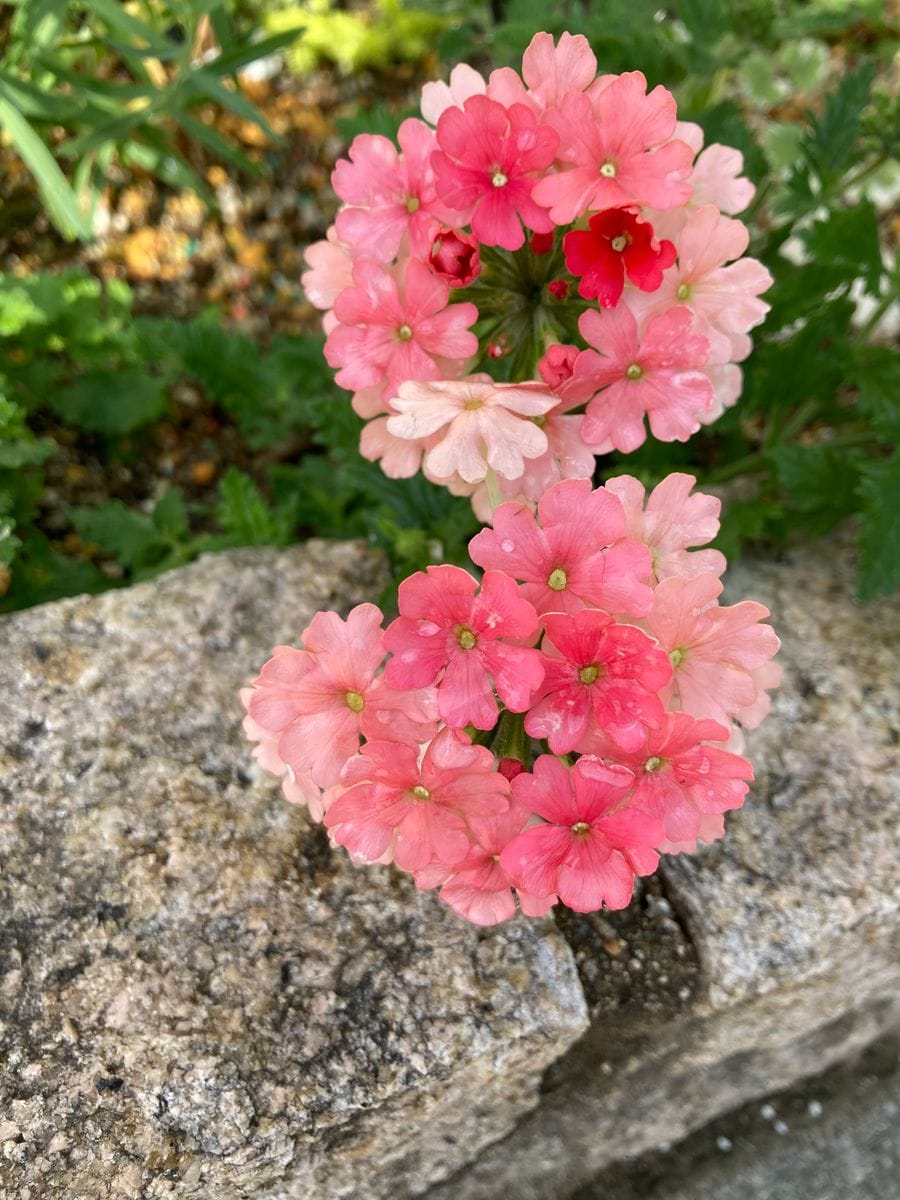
(49, 369, 167, 434)
(803, 62, 875, 182)
(768, 443, 863, 535)
(216, 468, 292, 545)
(850, 345, 900, 442)
(801, 200, 883, 293)
(151, 489, 189, 541)
(857, 451, 900, 600)
(0, 87, 91, 240)
(70, 501, 160, 569)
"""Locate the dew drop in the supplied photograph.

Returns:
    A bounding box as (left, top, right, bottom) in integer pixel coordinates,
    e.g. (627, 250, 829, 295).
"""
(500, 538, 515, 553)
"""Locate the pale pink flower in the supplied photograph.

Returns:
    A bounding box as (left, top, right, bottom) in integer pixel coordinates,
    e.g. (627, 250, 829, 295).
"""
(699, 361, 743, 424)
(531, 73, 693, 224)
(332, 119, 455, 263)
(384, 565, 544, 729)
(325, 258, 478, 397)
(468, 477, 652, 617)
(325, 729, 510, 872)
(677, 121, 756, 214)
(385, 375, 557, 483)
(572, 303, 713, 452)
(301, 227, 353, 327)
(421, 62, 487, 126)
(628, 206, 772, 363)
(359, 414, 438, 479)
(604, 473, 727, 582)
(417, 801, 557, 925)
(526, 610, 671, 753)
(246, 605, 438, 788)
(501, 756, 663, 912)
(580, 713, 753, 845)
(241, 683, 333, 822)
(645, 573, 781, 728)
(484, 32, 599, 118)
(432, 95, 558, 250)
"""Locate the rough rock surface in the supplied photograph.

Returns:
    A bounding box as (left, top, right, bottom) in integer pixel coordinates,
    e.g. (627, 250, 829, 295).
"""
(428, 533, 900, 1200)
(0, 542, 588, 1200)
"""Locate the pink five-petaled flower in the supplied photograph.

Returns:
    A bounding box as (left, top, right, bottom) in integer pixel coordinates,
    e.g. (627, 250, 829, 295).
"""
(468, 477, 653, 617)
(572, 303, 713, 452)
(580, 713, 753, 846)
(324, 258, 478, 398)
(332, 119, 453, 263)
(644, 573, 781, 729)
(325, 728, 510, 873)
(431, 95, 559, 251)
(415, 801, 557, 925)
(526, 609, 672, 753)
(240, 682, 334, 823)
(246, 604, 438, 789)
(531, 72, 693, 224)
(384, 564, 544, 730)
(501, 756, 663, 912)
(604, 473, 727, 582)
(563, 208, 676, 307)
(385, 375, 558, 484)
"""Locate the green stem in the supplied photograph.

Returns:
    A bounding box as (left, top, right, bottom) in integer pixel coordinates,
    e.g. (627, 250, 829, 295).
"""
(491, 710, 529, 766)
(484, 466, 503, 513)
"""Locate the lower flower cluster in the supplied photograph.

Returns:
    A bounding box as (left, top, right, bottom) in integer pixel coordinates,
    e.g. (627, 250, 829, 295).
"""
(241, 473, 781, 926)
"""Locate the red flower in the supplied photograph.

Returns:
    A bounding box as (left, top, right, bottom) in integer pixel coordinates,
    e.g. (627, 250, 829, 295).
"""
(563, 208, 676, 307)
(429, 229, 482, 286)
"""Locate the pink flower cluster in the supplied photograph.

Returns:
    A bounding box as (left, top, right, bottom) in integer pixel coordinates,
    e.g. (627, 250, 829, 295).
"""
(302, 33, 772, 510)
(242, 475, 781, 924)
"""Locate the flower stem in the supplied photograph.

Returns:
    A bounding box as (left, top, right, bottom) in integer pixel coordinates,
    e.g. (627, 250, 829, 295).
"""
(484, 466, 504, 513)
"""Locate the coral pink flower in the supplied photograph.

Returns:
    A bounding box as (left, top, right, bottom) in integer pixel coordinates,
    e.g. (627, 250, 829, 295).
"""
(301, 227, 353, 314)
(629, 206, 772, 363)
(421, 62, 487, 126)
(572, 303, 713, 452)
(531, 73, 693, 224)
(488, 31, 597, 115)
(645, 573, 781, 728)
(359, 414, 437, 479)
(333, 119, 455, 263)
(431, 95, 559, 250)
(468, 478, 652, 617)
(604, 473, 727, 582)
(677, 121, 756, 215)
(416, 801, 557, 925)
(325, 729, 510, 872)
(526, 610, 671, 753)
(580, 713, 753, 844)
(429, 228, 482, 286)
(385, 375, 557, 483)
(384, 565, 544, 729)
(240, 684, 334, 822)
(501, 756, 663, 912)
(563, 208, 676, 307)
(325, 258, 478, 397)
(246, 605, 438, 788)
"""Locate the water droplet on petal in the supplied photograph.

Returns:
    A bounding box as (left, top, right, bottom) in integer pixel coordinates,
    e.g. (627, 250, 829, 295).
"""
(500, 539, 515, 553)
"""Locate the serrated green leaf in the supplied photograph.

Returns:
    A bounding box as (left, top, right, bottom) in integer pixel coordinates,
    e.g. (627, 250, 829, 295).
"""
(768, 442, 863, 535)
(152, 489, 188, 541)
(850, 346, 900, 442)
(857, 452, 900, 600)
(216, 468, 292, 545)
(70, 501, 160, 569)
(801, 201, 883, 293)
(50, 369, 167, 434)
(803, 62, 875, 183)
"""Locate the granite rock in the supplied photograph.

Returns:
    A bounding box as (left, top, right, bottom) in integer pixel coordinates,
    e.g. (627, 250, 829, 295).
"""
(0, 542, 588, 1200)
(428, 532, 900, 1200)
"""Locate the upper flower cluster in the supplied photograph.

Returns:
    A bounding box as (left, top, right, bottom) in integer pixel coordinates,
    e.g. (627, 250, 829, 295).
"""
(242, 474, 781, 925)
(302, 33, 772, 514)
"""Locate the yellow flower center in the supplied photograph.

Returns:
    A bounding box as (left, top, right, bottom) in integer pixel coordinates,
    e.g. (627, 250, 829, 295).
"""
(600, 161, 617, 178)
(406, 195, 420, 213)
(345, 690, 365, 713)
(492, 170, 508, 188)
(625, 363, 643, 380)
(669, 648, 685, 668)
(397, 324, 413, 342)
(457, 626, 477, 650)
(571, 821, 591, 838)
(579, 664, 600, 685)
(411, 785, 431, 802)
(548, 567, 568, 592)
(611, 234, 629, 252)
(677, 282, 692, 301)
(644, 756, 663, 773)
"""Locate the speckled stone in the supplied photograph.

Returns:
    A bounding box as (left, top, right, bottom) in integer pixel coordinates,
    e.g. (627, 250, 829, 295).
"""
(428, 532, 900, 1200)
(0, 542, 588, 1200)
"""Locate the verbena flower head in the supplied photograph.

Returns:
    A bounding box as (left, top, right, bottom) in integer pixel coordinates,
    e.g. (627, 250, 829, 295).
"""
(242, 31, 781, 928)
